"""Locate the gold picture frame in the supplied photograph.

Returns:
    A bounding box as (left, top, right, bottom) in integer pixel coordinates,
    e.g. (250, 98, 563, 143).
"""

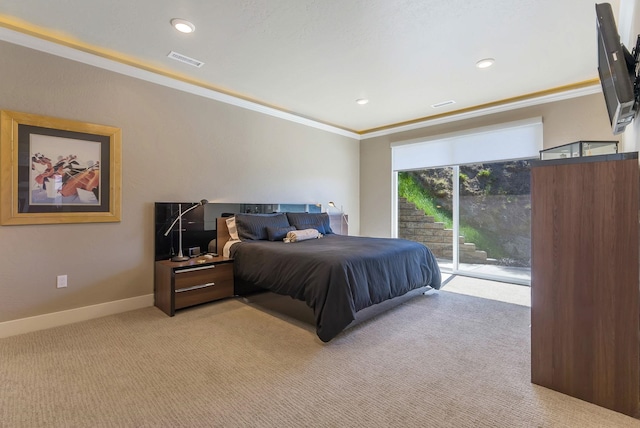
(0, 110, 121, 225)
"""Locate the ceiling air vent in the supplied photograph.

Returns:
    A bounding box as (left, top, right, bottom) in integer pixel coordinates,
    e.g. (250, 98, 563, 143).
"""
(167, 51, 204, 68)
(431, 100, 456, 108)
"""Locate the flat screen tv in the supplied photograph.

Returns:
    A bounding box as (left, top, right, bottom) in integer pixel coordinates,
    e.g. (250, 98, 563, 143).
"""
(596, 2, 638, 135)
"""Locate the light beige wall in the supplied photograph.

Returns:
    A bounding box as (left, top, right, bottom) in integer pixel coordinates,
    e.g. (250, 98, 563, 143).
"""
(360, 93, 616, 237)
(622, 0, 640, 152)
(0, 41, 359, 323)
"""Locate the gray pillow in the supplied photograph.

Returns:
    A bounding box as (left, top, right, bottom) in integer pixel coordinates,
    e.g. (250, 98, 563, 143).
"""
(286, 212, 333, 235)
(266, 225, 296, 241)
(235, 213, 291, 240)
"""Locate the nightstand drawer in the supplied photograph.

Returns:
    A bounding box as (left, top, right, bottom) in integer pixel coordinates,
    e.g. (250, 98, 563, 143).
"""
(174, 281, 233, 309)
(173, 263, 234, 310)
(174, 263, 233, 290)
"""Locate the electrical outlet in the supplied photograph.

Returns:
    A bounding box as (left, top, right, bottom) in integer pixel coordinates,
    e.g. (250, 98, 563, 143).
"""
(56, 275, 67, 288)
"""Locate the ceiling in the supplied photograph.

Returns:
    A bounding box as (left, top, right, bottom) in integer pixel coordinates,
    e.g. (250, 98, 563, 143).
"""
(0, 0, 625, 135)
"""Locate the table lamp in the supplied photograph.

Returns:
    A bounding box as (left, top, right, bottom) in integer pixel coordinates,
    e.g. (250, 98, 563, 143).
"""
(164, 199, 208, 261)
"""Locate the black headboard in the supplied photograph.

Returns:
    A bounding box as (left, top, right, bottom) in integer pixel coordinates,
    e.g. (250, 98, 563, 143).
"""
(154, 202, 322, 260)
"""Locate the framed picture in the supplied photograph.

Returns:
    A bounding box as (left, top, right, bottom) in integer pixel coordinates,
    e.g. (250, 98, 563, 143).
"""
(0, 110, 121, 225)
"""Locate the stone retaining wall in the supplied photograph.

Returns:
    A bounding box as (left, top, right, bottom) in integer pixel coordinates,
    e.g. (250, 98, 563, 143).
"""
(398, 198, 488, 263)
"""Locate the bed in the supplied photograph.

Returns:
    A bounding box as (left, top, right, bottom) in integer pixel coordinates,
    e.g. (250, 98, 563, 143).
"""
(216, 212, 442, 342)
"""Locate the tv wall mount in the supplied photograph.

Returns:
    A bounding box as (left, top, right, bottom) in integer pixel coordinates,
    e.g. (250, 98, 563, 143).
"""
(632, 34, 640, 108)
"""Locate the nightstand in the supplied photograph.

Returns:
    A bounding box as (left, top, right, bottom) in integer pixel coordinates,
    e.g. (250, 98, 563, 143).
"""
(154, 256, 234, 316)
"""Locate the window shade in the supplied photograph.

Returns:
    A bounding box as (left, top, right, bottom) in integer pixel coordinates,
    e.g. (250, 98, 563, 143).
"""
(391, 117, 543, 171)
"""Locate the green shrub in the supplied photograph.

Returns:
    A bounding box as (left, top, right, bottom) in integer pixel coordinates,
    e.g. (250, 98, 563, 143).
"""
(477, 168, 492, 178)
(398, 172, 451, 226)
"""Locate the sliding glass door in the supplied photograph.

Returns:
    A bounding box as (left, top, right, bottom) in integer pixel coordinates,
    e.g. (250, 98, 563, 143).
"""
(397, 159, 532, 285)
(391, 118, 542, 285)
(456, 160, 531, 284)
(398, 167, 454, 270)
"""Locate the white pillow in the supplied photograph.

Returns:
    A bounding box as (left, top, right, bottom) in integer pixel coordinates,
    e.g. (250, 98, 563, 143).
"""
(283, 228, 322, 243)
(223, 239, 240, 258)
(226, 216, 239, 241)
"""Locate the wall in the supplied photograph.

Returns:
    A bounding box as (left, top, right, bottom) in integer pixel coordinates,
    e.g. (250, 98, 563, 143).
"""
(360, 93, 616, 237)
(621, 0, 640, 152)
(0, 41, 359, 327)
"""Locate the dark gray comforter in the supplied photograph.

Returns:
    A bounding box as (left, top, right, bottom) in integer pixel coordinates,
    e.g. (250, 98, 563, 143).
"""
(230, 234, 442, 342)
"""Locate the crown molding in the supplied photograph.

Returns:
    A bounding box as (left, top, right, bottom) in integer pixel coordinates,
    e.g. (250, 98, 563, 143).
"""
(360, 82, 601, 139)
(0, 20, 601, 142)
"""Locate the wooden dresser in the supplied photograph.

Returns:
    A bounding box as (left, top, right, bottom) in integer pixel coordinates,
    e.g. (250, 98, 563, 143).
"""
(530, 152, 639, 417)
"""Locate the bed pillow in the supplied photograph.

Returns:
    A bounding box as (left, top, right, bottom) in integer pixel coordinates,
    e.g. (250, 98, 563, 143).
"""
(225, 216, 239, 241)
(284, 228, 321, 243)
(235, 213, 291, 241)
(267, 225, 296, 241)
(286, 212, 333, 235)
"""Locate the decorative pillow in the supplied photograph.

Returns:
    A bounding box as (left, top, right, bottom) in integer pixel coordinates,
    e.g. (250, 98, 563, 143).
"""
(267, 225, 296, 241)
(283, 228, 322, 243)
(286, 212, 333, 235)
(306, 219, 329, 234)
(235, 213, 291, 241)
(226, 216, 239, 241)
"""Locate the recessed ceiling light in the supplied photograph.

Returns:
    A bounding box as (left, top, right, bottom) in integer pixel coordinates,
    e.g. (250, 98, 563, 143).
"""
(171, 18, 195, 34)
(356, 98, 369, 105)
(476, 58, 495, 69)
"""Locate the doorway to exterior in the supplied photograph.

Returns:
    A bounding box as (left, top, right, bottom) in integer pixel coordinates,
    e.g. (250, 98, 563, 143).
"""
(397, 159, 532, 285)
(390, 118, 542, 286)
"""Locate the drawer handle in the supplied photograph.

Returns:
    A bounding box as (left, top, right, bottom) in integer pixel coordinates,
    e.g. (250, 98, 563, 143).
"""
(175, 282, 215, 293)
(175, 265, 215, 273)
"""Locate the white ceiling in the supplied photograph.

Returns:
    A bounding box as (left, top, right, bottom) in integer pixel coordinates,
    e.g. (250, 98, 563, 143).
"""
(0, 0, 625, 134)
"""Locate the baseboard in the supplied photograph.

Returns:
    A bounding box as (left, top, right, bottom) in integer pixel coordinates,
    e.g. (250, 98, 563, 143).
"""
(0, 294, 154, 339)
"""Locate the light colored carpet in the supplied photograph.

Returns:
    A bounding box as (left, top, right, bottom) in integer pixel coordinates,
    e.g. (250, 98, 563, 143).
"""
(1, 276, 638, 427)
